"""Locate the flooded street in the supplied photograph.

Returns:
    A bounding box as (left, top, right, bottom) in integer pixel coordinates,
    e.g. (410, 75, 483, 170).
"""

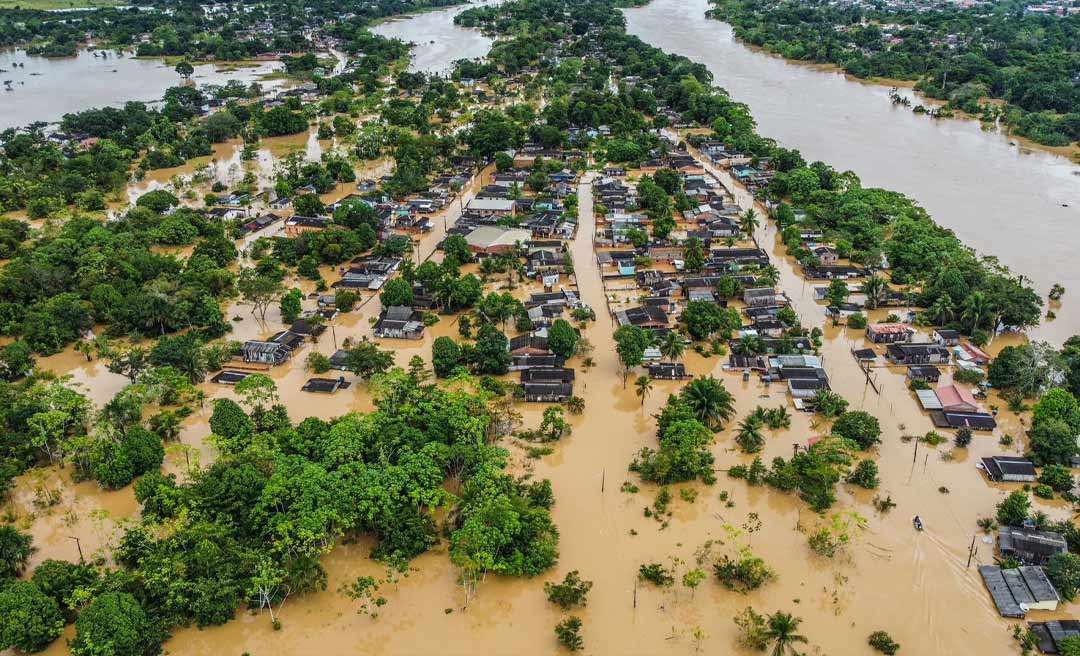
(625, 0, 1080, 344)
(370, 0, 503, 75)
(8, 2, 1077, 655)
(0, 48, 282, 129)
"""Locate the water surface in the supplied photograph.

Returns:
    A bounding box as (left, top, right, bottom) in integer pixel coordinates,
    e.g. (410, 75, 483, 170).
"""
(625, 0, 1080, 343)
(371, 0, 503, 75)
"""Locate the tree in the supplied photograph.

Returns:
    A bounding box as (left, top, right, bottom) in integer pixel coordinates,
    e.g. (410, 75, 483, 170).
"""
(1040, 464, 1074, 492)
(545, 571, 592, 610)
(103, 346, 148, 384)
(1029, 418, 1079, 466)
(735, 415, 766, 453)
(868, 631, 900, 655)
(614, 325, 649, 386)
(1047, 552, 1080, 602)
(344, 341, 394, 379)
(547, 319, 579, 359)
(831, 411, 881, 449)
(961, 290, 992, 333)
(861, 275, 889, 310)
(825, 279, 849, 309)
(659, 331, 685, 363)
(0, 581, 64, 652)
(764, 611, 808, 656)
(71, 592, 157, 656)
(680, 376, 736, 430)
(682, 300, 739, 341)
(555, 616, 583, 652)
(432, 336, 462, 378)
(0, 341, 34, 381)
(443, 234, 473, 265)
(996, 490, 1031, 527)
(235, 373, 279, 410)
(380, 278, 415, 308)
(0, 525, 33, 579)
(845, 459, 879, 489)
(209, 398, 254, 451)
(1033, 388, 1080, 434)
(175, 60, 194, 79)
(239, 267, 284, 321)
(635, 375, 653, 407)
(683, 237, 706, 273)
(472, 324, 511, 375)
(812, 390, 849, 418)
(279, 288, 303, 324)
(740, 208, 760, 239)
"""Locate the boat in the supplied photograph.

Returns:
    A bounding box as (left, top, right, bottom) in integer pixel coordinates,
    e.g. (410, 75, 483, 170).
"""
(913, 515, 924, 531)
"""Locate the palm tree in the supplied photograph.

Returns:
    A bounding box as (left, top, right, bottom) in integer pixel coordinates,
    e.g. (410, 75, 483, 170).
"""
(927, 295, 954, 325)
(764, 611, 808, 656)
(740, 208, 760, 239)
(634, 375, 652, 407)
(961, 291, 992, 333)
(735, 415, 765, 453)
(659, 331, 685, 364)
(758, 264, 780, 287)
(860, 275, 888, 310)
(680, 376, 735, 430)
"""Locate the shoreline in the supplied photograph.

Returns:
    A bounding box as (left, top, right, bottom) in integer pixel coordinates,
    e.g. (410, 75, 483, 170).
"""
(721, 22, 1080, 163)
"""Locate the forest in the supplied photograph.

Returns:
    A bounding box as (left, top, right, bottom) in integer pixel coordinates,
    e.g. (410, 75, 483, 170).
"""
(709, 0, 1080, 146)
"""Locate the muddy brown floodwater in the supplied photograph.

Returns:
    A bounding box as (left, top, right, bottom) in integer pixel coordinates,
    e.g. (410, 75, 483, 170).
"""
(0, 47, 283, 131)
(11, 3, 1077, 655)
(625, 0, 1080, 345)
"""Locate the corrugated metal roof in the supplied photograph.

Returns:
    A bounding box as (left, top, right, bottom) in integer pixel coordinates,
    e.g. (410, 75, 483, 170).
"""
(916, 389, 942, 410)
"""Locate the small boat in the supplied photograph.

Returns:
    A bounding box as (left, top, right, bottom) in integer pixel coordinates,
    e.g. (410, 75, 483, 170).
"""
(913, 516, 924, 531)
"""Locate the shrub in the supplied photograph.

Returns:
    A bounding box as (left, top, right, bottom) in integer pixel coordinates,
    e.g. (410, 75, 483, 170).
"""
(713, 549, 774, 592)
(954, 428, 972, 448)
(545, 571, 592, 610)
(869, 630, 900, 655)
(638, 563, 674, 587)
(555, 617, 583, 652)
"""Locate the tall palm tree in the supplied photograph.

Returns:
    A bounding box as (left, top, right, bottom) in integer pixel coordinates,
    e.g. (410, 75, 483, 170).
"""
(659, 331, 685, 364)
(860, 275, 888, 310)
(961, 291, 992, 333)
(634, 375, 652, 407)
(758, 264, 780, 287)
(740, 208, 760, 239)
(928, 295, 955, 325)
(764, 611, 808, 656)
(679, 376, 735, 430)
(735, 415, 765, 453)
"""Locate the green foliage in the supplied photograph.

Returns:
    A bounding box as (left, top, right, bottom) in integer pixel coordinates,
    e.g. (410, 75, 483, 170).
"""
(996, 490, 1031, 527)
(1047, 552, 1080, 602)
(869, 630, 900, 655)
(432, 336, 462, 378)
(1039, 464, 1074, 492)
(714, 549, 774, 592)
(845, 459, 880, 489)
(555, 616, 583, 652)
(71, 592, 159, 656)
(0, 581, 65, 653)
(638, 563, 674, 587)
(812, 390, 849, 419)
(545, 570, 593, 610)
(831, 411, 880, 449)
(0, 525, 33, 580)
(547, 319, 579, 359)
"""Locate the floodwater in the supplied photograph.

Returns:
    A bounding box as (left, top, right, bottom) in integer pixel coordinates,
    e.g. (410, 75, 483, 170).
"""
(625, 0, 1080, 345)
(9, 3, 1076, 656)
(0, 48, 282, 130)
(370, 0, 504, 75)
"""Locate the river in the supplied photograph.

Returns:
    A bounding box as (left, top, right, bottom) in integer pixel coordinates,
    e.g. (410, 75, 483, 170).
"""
(10, 3, 1070, 656)
(0, 48, 282, 130)
(625, 0, 1080, 344)
(370, 0, 503, 75)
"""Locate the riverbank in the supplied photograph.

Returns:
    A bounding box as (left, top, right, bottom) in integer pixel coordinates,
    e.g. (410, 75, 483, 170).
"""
(734, 38, 1080, 163)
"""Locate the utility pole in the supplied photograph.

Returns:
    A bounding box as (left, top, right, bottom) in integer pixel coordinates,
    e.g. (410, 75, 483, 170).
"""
(601, 468, 605, 493)
(966, 535, 978, 568)
(69, 536, 84, 562)
(912, 438, 919, 465)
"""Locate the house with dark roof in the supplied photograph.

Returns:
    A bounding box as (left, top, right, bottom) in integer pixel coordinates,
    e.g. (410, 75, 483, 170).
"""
(301, 376, 350, 394)
(510, 334, 550, 356)
(932, 411, 997, 431)
(979, 565, 1059, 617)
(509, 354, 565, 371)
(616, 305, 668, 329)
(867, 323, 914, 344)
(885, 343, 951, 365)
(648, 363, 689, 380)
(998, 526, 1068, 566)
(374, 306, 425, 340)
(981, 456, 1037, 483)
(906, 365, 941, 383)
(1029, 620, 1080, 654)
(241, 339, 295, 366)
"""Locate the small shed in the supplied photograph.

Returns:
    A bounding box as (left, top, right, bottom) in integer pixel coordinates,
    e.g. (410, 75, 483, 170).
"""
(211, 371, 250, 385)
(907, 365, 941, 383)
(301, 377, 351, 394)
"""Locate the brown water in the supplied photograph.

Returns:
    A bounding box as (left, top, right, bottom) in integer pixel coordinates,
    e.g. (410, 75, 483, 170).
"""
(8, 3, 1074, 654)
(370, 0, 503, 75)
(624, 0, 1080, 345)
(0, 48, 282, 130)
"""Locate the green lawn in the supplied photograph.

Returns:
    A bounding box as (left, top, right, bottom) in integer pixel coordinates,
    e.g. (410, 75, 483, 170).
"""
(0, 0, 123, 10)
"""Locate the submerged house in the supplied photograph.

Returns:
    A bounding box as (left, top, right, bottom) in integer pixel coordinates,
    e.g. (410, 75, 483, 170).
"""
(979, 565, 1059, 617)
(885, 343, 950, 365)
(520, 367, 575, 402)
(998, 526, 1068, 566)
(373, 306, 425, 340)
(981, 456, 1037, 483)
